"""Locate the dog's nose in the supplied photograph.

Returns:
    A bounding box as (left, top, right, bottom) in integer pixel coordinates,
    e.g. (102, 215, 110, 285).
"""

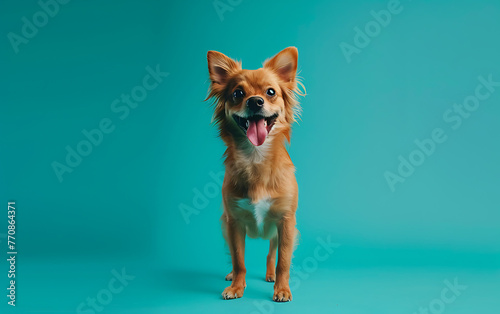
(246, 96, 264, 112)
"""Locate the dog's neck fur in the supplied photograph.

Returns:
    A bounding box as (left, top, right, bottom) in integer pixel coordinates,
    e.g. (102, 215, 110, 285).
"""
(225, 128, 289, 165)
(222, 129, 294, 201)
(236, 137, 273, 164)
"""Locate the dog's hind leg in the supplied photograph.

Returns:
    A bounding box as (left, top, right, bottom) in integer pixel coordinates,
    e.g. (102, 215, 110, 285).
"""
(225, 271, 233, 281)
(221, 212, 234, 281)
(266, 236, 278, 282)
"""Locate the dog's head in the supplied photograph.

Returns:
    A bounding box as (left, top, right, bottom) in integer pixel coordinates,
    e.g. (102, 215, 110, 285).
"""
(206, 47, 303, 147)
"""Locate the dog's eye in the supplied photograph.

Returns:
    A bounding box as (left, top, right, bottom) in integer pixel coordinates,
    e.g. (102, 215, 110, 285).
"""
(266, 88, 276, 97)
(233, 89, 245, 99)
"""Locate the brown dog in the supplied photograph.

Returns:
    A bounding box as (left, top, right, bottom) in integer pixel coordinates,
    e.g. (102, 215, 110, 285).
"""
(206, 47, 304, 302)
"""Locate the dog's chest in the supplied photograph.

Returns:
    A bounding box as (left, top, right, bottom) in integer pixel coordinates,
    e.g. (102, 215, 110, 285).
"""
(235, 198, 276, 239)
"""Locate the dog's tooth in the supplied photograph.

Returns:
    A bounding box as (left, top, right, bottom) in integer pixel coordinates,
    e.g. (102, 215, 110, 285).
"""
(264, 120, 267, 127)
(246, 120, 249, 128)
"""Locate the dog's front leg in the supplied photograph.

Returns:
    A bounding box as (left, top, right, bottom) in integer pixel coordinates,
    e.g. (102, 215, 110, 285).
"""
(274, 214, 296, 302)
(222, 214, 246, 299)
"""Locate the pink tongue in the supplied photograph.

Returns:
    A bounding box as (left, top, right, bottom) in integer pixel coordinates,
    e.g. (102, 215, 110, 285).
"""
(246, 119, 268, 146)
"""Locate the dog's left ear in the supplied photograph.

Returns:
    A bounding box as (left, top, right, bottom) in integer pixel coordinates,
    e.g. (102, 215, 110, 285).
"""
(207, 51, 241, 88)
(264, 47, 298, 84)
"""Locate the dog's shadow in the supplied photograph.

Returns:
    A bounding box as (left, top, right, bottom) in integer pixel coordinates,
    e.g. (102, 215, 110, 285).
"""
(158, 268, 274, 300)
(160, 268, 225, 296)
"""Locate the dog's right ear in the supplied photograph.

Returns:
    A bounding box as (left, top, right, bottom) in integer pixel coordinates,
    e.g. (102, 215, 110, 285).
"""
(207, 51, 241, 89)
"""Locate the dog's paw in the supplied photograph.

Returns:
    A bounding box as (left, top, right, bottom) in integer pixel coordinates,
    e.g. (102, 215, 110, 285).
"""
(222, 285, 245, 300)
(265, 273, 275, 282)
(273, 286, 292, 302)
(225, 271, 233, 281)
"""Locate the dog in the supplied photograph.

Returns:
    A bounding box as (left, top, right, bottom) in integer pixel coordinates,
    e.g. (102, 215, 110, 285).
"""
(206, 47, 304, 302)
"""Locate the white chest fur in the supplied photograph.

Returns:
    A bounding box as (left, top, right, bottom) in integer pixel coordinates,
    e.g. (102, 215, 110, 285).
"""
(235, 198, 276, 239)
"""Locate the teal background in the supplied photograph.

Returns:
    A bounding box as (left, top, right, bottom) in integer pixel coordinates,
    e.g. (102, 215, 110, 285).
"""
(1, 0, 499, 313)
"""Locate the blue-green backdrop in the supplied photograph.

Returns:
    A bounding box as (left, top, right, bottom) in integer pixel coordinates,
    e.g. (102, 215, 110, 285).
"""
(1, 0, 499, 313)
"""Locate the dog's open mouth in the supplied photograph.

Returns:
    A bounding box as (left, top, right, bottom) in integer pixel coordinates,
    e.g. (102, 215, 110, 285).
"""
(233, 113, 278, 146)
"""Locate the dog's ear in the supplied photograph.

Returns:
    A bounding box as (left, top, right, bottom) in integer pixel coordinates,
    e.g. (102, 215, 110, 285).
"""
(207, 51, 241, 88)
(264, 47, 298, 83)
